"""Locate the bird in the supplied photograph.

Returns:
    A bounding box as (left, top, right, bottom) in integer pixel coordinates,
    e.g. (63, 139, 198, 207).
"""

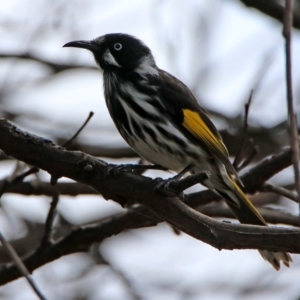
(63, 33, 292, 270)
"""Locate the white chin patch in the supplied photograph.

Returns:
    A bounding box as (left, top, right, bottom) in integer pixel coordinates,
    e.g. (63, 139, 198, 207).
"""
(103, 49, 121, 67)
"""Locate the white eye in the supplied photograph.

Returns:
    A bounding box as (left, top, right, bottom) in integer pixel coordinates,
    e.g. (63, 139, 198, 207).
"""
(114, 43, 122, 51)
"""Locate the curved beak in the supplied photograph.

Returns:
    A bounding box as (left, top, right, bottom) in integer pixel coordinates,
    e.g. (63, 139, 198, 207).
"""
(63, 40, 99, 51)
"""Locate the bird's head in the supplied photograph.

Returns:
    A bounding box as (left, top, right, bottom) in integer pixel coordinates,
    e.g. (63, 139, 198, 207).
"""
(63, 33, 157, 73)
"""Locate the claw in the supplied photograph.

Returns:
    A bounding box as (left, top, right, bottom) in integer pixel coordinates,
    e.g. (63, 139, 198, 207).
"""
(155, 166, 209, 198)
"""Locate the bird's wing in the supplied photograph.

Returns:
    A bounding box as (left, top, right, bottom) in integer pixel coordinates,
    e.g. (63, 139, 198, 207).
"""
(157, 69, 241, 182)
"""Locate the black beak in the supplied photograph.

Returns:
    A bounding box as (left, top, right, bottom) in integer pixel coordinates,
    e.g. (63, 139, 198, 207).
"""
(63, 40, 99, 51)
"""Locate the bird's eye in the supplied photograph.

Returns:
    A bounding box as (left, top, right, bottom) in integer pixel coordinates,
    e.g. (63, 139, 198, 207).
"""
(114, 43, 122, 51)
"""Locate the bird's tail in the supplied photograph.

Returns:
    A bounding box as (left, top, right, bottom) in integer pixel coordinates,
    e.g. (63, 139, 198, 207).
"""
(216, 177, 292, 270)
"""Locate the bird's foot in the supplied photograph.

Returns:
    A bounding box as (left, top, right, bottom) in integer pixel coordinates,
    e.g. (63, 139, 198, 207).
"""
(154, 164, 194, 198)
(155, 166, 209, 199)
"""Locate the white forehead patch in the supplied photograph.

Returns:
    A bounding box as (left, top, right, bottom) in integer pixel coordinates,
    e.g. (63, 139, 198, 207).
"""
(103, 49, 121, 67)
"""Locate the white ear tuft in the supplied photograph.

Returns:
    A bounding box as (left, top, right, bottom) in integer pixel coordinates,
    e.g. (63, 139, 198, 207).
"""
(134, 55, 158, 77)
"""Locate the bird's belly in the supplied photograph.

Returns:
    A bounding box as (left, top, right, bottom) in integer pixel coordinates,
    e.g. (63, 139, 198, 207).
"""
(130, 138, 187, 171)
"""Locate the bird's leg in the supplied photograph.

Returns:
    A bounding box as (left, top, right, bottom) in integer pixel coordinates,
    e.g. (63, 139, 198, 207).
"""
(170, 164, 194, 181)
(154, 164, 195, 198)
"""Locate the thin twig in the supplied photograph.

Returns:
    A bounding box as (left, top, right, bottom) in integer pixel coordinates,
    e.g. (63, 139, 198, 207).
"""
(0, 166, 39, 197)
(41, 189, 60, 245)
(0, 231, 47, 300)
(62, 111, 94, 148)
(0, 52, 96, 73)
(237, 145, 259, 171)
(233, 90, 253, 169)
(51, 112, 94, 184)
(259, 183, 298, 202)
(283, 0, 300, 216)
(233, 50, 275, 170)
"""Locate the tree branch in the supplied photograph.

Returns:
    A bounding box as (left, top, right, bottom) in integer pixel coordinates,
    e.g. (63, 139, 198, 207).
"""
(4, 181, 95, 196)
(0, 52, 97, 74)
(0, 118, 299, 284)
(0, 207, 156, 286)
(240, 0, 300, 30)
(185, 146, 295, 207)
(283, 0, 300, 212)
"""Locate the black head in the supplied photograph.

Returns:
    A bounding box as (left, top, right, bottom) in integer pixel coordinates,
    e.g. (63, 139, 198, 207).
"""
(63, 33, 155, 72)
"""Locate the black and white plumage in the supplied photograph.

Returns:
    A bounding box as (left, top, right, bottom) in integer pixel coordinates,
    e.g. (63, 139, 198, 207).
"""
(64, 33, 292, 270)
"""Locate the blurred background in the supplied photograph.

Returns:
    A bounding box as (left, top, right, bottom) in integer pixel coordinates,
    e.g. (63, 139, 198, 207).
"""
(0, 0, 300, 299)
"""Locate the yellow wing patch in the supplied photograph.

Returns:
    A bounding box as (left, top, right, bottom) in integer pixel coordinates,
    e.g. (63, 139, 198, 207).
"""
(182, 109, 228, 157)
(182, 109, 243, 183)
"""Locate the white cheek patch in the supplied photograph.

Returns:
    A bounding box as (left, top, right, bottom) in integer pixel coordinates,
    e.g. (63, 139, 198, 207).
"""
(103, 49, 121, 67)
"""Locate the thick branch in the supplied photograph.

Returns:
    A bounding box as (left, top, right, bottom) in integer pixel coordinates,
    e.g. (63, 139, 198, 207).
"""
(0, 207, 157, 286)
(0, 119, 299, 284)
(4, 181, 95, 196)
(200, 205, 300, 227)
(0, 119, 298, 238)
(2, 180, 298, 226)
(0, 202, 297, 285)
